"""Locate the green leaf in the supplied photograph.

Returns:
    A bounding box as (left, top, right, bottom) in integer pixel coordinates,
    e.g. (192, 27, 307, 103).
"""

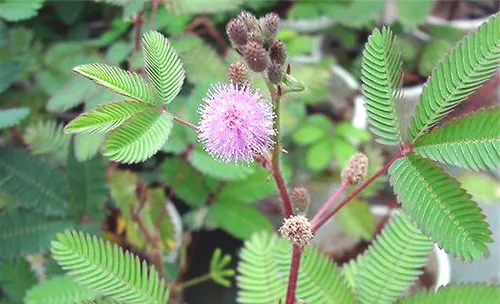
(306, 138, 334, 171)
(409, 14, 500, 141)
(208, 200, 272, 240)
(395, 0, 434, 29)
(414, 107, 500, 170)
(0, 60, 21, 93)
(356, 212, 433, 304)
(46, 77, 95, 112)
(142, 31, 185, 104)
(74, 64, 155, 103)
(162, 158, 210, 207)
(103, 109, 173, 163)
(335, 200, 375, 241)
(417, 39, 453, 77)
(292, 115, 331, 146)
(0, 259, 38, 303)
(389, 153, 492, 261)
(169, 0, 243, 14)
(210, 248, 235, 287)
(237, 232, 357, 304)
(74, 133, 106, 162)
(188, 149, 255, 181)
(361, 27, 403, 146)
(68, 147, 107, 218)
(0, 211, 71, 260)
(51, 230, 170, 304)
(0, 0, 45, 21)
(399, 284, 500, 304)
(0, 146, 68, 216)
(24, 276, 97, 304)
(459, 173, 500, 202)
(64, 101, 154, 134)
(24, 120, 70, 165)
(217, 169, 276, 204)
(0, 107, 29, 129)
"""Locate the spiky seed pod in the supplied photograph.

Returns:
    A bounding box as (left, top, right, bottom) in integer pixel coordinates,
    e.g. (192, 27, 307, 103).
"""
(239, 10, 259, 30)
(269, 40, 287, 65)
(228, 62, 250, 88)
(267, 61, 284, 84)
(226, 18, 248, 46)
(279, 215, 313, 248)
(341, 153, 369, 185)
(291, 187, 310, 215)
(247, 28, 264, 44)
(259, 13, 280, 38)
(244, 41, 268, 72)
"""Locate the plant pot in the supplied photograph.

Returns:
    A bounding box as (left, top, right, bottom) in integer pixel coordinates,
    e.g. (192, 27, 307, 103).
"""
(426, 15, 489, 32)
(313, 204, 451, 291)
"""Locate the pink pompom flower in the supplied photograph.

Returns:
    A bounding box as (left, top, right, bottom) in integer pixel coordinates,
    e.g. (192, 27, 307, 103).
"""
(198, 83, 275, 164)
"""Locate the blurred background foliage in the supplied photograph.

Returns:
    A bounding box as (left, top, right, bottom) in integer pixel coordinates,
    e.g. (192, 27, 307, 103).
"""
(0, 0, 498, 303)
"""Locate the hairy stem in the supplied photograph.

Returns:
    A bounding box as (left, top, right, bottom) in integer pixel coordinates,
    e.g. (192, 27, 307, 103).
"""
(285, 245, 302, 304)
(311, 146, 413, 233)
(180, 273, 212, 289)
(133, 11, 144, 52)
(173, 116, 199, 131)
(310, 180, 349, 224)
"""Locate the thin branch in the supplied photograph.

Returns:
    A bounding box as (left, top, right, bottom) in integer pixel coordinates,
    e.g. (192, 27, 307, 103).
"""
(311, 145, 413, 233)
(173, 116, 199, 132)
(133, 10, 145, 52)
(285, 245, 301, 304)
(150, 0, 161, 29)
(310, 180, 349, 224)
(179, 273, 212, 289)
(186, 16, 229, 55)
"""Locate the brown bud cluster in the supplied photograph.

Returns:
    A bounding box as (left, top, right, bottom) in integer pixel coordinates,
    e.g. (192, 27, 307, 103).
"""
(244, 41, 268, 72)
(238, 10, 259, 30)
(341, 153, 369, 185)
(226, 18, 247, 46)
(291, 187, 310, 215)
(269, 40, 287, 65)
(279, 215, 313, 248)
(259, 13, 280, 38)
(228, 62, 250, 88)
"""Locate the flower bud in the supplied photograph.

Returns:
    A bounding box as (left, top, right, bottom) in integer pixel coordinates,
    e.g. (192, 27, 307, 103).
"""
(291, 187, 310, 215)
(267, 61, 284, 84)
(226, 18, 248, 46)
(244, 41, 268, 72)
(239, 10, 259, 30)
(279, 215, 313, 248)
(247, 28, 264, 44)
(259, 13, 280, 38)
(341, 153, 369, 185)
(228, 62, 250, 88)
(269, 40, 287, 65)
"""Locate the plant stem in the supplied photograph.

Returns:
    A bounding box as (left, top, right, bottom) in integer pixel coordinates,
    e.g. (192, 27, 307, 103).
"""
(310, 180, 349, 224)
(270, 87, 293, 217)
(311, 146, 413, 233)
(133, 11, 144, 52)
(173, 116, 199, 131)
(285, 245, 301, 304)
(150, 0, 160, 29)
(180, 273, 212, 289)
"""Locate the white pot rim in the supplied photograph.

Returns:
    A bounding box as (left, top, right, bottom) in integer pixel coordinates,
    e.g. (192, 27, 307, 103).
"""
(370, 205, 451, 290)
(426, 15, 490, 31)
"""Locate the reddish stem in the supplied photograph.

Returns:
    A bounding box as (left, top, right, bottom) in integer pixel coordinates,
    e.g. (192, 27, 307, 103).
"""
(310, 180, 349, 224)
(133, 11, 145, 52)
(273, 168, 293, 217)
(312, 146, 413, 233)
(173, 116, 199, 131)
(285, 245, 301, 304)
(150, 0, 160, 29)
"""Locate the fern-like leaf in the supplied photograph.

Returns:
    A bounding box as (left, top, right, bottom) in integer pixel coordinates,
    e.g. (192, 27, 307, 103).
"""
(24, 276, 98, 304)
(142, 31, 185, 104)
(103, 109, 173, 163)
(356, 212, 433, 304)
(361, 27, 403, 146)
(237, 233, 356, 304)
(51, 230, 170, 304)
(398, 284, 500, 304)
(0, 258, 38, 302)
(0, 107, 29, 129)
(24, 120, 70, 164)
(414, 107, 500, 170)
(74, 64, 155, 104)
(409, 14, 500, 141)
(0, 146, 68, 215)
(389, 153, 492, 261)
(0, 211, 72, 260)
(64, 101, 154, 134)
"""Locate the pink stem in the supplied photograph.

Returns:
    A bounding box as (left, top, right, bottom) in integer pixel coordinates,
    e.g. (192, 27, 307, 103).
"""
(285, 245, 301, 304)
(312, 146, 412, 233)
(173, 116, 199, 132)
(310, 180, 349, 224)
(273, 169, 293, 217)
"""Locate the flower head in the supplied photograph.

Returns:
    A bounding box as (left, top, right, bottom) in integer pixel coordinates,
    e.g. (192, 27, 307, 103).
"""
(279, 215, 313, 248)
(198, 83, 275, 164)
